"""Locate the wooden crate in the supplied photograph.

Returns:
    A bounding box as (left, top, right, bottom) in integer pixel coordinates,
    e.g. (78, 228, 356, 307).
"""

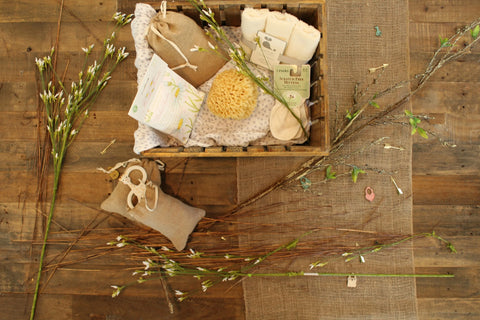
(142, 0, 329, 158)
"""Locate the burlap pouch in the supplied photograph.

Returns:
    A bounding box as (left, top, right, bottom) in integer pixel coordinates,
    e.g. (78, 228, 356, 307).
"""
(100, 159, 205, 251)
(146, 11, 227, 87)
(129, 189, 205, 251)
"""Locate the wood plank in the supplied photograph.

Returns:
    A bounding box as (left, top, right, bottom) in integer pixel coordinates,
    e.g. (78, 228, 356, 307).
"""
(410, 52, 480, 83)
(0, 294, 72, 320)
(415, 267, 480, 298)
(414, 236, 480, 267)
(0, 292, 245, 320)
(0, 53, 137, 83)
(0, 0, 116, 23)
(413, 205, 480, 236)
(410, 0, 480, 23)
(0, 22, 132, 56)
(413, 175, 480, 205)
(412, 82, 480, 114)
(417, 298, 480, 320)
(412, 143, 480, 175)
(409, 22, 480, 53)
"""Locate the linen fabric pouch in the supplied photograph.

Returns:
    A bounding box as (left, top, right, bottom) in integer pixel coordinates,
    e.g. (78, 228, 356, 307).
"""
(146, 10, 227, 88)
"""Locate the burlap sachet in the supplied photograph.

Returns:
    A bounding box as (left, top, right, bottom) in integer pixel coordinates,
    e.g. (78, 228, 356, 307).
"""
(100, 159, 205, 251)
(146, 11, 227, 87)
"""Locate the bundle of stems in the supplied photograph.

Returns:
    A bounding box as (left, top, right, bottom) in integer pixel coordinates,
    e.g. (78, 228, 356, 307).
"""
(30, 12, 132, 320)
(108, 231, 455, 301)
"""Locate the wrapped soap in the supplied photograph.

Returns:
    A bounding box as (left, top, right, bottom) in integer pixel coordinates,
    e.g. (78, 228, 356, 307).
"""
(240, 8, 269, 56)
(265, 11, 298, 42)
(284, 20, 321, 64)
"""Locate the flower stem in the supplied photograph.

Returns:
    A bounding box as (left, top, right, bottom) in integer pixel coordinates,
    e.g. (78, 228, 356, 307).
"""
(30, 168, 61, 320)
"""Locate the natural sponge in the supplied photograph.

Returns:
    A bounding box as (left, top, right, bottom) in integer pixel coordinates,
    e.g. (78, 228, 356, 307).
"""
(207, 69, 258, 120)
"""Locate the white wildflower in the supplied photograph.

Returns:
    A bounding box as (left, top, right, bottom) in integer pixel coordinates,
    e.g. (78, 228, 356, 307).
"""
(143, 259, 153, 270)
(116, 235, 123, 241)
(116, 242, 126, 248)
(116, 47, 129, 62)
(187, 248, 202, 258)
(201, 280, 213, 292)
(111, 285, 123, 298)
(35, 57, 45, 71)
(224, 253, 231, 259)
(161, 246, 171, 252)
(105, 43, 115, 57)
(202, 8, 213, 17)
(309, 261, 327, 270)
(208, 41, 215, 50)
(196, 267, 206, 272)
(360, 255, 366, 263)
(174, 290, 185, 296)
(190, 45, 200, 52)
(82, 44, 94, 54)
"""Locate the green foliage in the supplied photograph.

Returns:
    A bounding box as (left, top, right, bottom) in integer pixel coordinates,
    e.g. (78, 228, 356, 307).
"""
(439, 36, 452, 47)
(405, 110, 428, 139)
(345, 109, 359, 121)
(471, 25, 480, 39)
(351, 166, 365, 183)
(325, 165, 336, 180)
(369, 100, 380, 109)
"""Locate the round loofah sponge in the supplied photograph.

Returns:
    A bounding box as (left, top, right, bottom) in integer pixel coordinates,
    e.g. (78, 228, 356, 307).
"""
(207, 69, 258, 120)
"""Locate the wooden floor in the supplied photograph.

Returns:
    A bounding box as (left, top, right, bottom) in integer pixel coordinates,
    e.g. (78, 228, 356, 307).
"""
(409, 2, 480, 318)
(1, 0, 479, 319)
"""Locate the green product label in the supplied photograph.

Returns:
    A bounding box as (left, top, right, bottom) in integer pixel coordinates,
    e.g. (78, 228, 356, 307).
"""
(274, 65, 311, 107)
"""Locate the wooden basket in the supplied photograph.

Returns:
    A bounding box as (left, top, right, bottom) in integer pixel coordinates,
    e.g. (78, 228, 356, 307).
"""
(141, 0, 329, 158)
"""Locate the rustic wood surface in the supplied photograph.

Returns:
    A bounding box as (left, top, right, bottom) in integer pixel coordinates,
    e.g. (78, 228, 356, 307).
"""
(0, 0, 479, 319)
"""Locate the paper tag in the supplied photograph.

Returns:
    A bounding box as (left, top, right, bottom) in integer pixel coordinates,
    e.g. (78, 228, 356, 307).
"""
(250, 31, 287, 70)
(128, 55, 205, 144)
(347, 275, 357, 288)
(274, 64, 310, 107)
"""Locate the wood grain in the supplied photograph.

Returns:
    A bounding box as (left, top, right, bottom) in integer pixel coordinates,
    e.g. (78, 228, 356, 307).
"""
(410, 1, 480, 319)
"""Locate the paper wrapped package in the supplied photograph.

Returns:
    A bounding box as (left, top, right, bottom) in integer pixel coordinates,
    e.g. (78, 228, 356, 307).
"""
(147, 10, 227, 87)
(128, 55, 205, 145)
